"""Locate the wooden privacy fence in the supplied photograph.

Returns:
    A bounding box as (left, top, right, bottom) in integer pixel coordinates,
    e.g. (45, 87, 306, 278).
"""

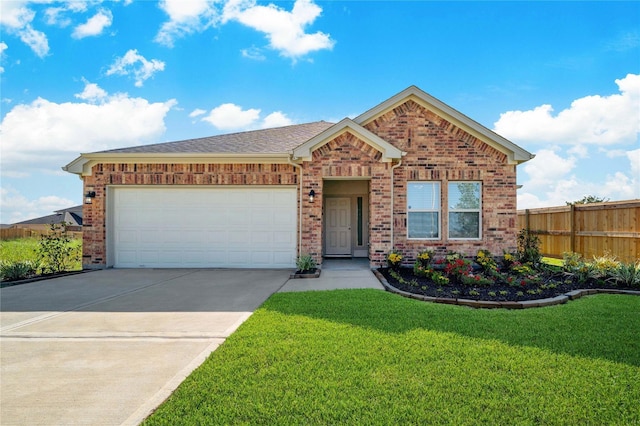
(0, 227, 82, 241)
(517, 199, 640, 263)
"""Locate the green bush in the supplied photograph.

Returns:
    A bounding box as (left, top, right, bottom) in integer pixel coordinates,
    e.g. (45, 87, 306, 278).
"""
(295, 254, 317, 272)
(0, 260, 38, 281)
(608, 262, 640, 288)
(36, 222, 81, 274)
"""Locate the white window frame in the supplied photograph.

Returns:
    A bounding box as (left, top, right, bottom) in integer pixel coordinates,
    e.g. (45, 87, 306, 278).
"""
(407, 181, 441, 240)
(447, 181, 482, 240)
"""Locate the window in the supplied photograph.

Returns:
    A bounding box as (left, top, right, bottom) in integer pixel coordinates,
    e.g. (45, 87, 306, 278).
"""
(407, 182, 440, 239)
(448, 182, 481, 239)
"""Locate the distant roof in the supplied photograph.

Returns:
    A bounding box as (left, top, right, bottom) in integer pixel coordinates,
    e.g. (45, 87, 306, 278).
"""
(101, 121, 335, 154)
(14, 205, 83, 226)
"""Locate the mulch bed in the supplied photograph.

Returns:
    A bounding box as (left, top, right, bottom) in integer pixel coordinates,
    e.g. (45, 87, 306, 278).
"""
(378, 267, 638, 302)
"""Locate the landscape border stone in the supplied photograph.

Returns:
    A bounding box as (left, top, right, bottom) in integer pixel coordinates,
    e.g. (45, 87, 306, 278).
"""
(0, 270, 93, 289)
(372, 268, 640, 309)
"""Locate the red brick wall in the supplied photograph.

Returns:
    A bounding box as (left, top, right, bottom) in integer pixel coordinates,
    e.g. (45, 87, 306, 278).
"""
(363, 100, 518, 264)
(81, 163, 298, 268)
(81, 99, 520, 269)
(300, 133, 392, 266)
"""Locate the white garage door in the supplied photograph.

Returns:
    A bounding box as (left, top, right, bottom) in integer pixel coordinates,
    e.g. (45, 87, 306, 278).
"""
(111, 187, 297, 268)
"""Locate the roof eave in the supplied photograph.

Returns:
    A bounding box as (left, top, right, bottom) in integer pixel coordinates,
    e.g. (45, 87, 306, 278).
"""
(63, 152, 293, 176)
(292, 118, 404, 162)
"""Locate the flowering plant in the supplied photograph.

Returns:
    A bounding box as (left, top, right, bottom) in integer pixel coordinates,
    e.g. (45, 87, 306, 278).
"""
(502, 251, 516, 269)
(415, 249, 434, 268)
(475, 249, 498, 272)
(387, 250, 403, 270)
(444, 257, 473, 285)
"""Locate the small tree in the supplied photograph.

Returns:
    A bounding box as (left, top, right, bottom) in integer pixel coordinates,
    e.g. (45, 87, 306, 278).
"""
(36, 222, 81, 274)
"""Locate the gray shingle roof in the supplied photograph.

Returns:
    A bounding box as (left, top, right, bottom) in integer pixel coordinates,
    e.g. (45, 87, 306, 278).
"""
(14, 205, 83, 226)
(101, 121, 335, 154)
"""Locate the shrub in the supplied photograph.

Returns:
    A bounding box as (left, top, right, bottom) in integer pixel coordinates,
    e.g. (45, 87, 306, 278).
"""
(517, 229, 542, 266)
(296, 254, 317, 272)
(413, 262, 432, 277)
(0, 260, 38, 281)
(608, 262, 640, 288)
(36, 222, 81, 274)
(591, 252, 621, 278)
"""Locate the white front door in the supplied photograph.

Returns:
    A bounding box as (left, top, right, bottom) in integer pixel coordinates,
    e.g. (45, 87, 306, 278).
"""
(325, 197, 351, 256)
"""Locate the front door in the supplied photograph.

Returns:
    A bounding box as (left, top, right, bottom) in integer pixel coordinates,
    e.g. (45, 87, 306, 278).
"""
(325, 197, 351, 256)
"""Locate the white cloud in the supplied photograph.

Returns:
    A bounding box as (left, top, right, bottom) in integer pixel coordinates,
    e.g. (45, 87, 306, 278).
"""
(521, 149, 576, 189)
(155, 0, 219, 47)
(202, 103, 261, 130)
(223, 0, 334, 59)
(74, 79, 108, 102)
(495, 73, 640, 146)
(0, 42, 7, 73)
(0, 186, 76, 224)
(261, 111, 293, 128)
(628, 148, 640, 178)
(154, 0, 333, 59)
(0, 1, 49, 57)
(516, 147, 639, 209)
(200, 103, 294, 130)
(0, 1, 34, 28)
(241, 46, 266, 61)
(18, 25, 49, 58)
(72, 9, 113, 39)
(106, 49, 166, 87)
(0, 81, 177, 177)
(189, 108, 206, 118)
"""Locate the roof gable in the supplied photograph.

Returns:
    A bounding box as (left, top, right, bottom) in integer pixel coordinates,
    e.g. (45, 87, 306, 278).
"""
(292, 118, 404, 162)
(355, 86, 534, 164)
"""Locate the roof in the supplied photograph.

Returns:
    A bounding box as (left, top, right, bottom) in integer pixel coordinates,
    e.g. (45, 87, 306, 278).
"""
(64, 85, 534, 176)
(101, 121, 335, 154)
(14, 205, 83, 226)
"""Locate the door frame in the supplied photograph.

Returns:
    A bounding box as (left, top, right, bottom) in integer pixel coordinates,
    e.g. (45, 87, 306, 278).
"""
(322, 179, 370, 258)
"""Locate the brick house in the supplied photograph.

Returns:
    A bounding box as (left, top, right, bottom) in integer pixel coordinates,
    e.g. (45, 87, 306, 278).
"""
(64, 86, 534, 269)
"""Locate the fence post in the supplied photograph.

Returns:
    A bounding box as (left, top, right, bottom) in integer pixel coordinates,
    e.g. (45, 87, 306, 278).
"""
(525, 209, 530, 232)
(570, 203, 576, 253)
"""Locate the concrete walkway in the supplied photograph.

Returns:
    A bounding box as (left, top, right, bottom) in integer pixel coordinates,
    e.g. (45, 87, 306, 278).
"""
(0, 262, 381, 425)
(280, 258, 383, 292)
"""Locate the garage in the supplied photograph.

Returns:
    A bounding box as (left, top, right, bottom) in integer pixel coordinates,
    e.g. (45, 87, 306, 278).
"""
(110, 186, 297, 268)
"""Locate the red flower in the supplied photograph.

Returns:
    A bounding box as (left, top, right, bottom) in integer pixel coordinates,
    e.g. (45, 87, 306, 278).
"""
(521, 280, 526, 287)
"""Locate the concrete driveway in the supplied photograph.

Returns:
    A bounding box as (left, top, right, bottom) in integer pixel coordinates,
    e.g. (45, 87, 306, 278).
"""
(0, 269, 290, 426)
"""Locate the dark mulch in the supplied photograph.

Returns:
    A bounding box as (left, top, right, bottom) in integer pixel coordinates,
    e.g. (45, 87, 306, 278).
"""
(378, 267, 637, 302)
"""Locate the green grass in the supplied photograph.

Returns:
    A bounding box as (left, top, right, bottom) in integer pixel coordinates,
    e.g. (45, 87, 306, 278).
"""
(144, 290, 640, 425)
(0, 238, 82, 271)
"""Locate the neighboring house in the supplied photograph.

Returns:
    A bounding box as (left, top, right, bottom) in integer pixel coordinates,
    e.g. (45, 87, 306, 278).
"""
(11, 205, 83, 231)
(64, 86, 534, 269)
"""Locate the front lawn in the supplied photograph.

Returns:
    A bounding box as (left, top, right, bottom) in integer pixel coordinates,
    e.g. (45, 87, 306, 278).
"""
(144, 290, 640, 425)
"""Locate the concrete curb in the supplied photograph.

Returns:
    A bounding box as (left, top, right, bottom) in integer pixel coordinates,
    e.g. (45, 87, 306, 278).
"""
(372, 269, 640, 309)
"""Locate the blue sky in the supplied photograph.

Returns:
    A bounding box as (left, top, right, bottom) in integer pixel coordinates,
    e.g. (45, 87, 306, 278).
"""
(1, 0, 638, 223)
